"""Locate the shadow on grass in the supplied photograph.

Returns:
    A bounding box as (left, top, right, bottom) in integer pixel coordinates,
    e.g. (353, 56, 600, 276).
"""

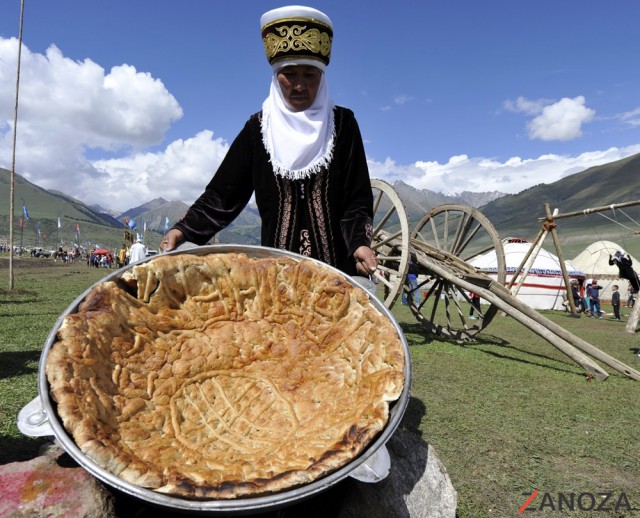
(0, 350, 41, 380)
(400, 395, 427, 434)
(467, 333, 586, 377)
(0, 309, 61, 318)
(0, 434, 48, 464)
(0, 298, 41, 306)
(400, 320, 586, 377)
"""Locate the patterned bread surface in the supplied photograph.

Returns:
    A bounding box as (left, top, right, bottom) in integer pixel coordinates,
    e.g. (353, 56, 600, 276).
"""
(46, 253, 405, 499)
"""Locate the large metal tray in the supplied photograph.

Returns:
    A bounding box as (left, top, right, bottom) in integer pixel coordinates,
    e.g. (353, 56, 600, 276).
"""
(21, 245, 412, 515)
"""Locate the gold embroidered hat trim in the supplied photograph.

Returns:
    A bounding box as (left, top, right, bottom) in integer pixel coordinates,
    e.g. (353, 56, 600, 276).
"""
(261, 7, 333, 70)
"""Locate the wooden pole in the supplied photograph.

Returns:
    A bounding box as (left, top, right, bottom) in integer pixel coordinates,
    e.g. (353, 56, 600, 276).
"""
(625, 301, 640, 334)
(413, 247, 640, 381)
(8, 0, 26, 290)
(506, 227, 546, 291)
(412, 249, 610, 380)
(485, 281, 640, 381)
(537, 200, 640, 221)
(510, 223, 552, 297)
(544, 203, 578, 315)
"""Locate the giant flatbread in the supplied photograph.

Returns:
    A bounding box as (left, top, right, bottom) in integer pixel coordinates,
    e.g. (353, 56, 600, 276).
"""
(46, 253, 405, 499)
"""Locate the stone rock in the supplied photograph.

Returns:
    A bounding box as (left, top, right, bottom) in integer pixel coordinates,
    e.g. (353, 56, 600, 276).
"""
(337, 428, 457, 518)
(1, 407, 456, 517)
(0, 442, 115, 518)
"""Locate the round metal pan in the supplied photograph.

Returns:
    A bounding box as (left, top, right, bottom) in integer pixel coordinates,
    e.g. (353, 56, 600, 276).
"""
(34, 244, 412, 515)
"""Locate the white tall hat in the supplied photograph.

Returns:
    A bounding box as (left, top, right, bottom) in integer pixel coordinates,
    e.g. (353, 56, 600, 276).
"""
(261, 5, 333, 72)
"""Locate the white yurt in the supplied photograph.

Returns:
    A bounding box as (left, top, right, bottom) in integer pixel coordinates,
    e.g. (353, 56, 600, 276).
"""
(571, 240, 640, 302)
(468, 237, 585, 310)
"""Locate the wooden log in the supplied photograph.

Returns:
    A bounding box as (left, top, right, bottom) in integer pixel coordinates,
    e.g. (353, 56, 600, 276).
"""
(413, 240, 640, 381)
(414, 251, 609, 380)
(485, 282, 640, 381)
(506, 226, 546, 291)
(544, 204, 578, 315)
(625, 301, 640, 334)
(537, 200, 640, 221)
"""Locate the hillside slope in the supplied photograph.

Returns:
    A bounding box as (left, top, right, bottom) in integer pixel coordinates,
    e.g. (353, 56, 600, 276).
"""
(479, 153, 640, 257)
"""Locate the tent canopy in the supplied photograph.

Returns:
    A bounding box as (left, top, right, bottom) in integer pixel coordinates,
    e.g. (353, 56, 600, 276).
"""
(572, 240, 639, 300)
(471, 238, 585, 278)
(469, 238, 584, 310)
(571, 240, 637, 279)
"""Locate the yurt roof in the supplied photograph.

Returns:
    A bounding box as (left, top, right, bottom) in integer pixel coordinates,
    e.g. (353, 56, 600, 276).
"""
(470, 238, 585, 277)
(571, 240, 639, 280)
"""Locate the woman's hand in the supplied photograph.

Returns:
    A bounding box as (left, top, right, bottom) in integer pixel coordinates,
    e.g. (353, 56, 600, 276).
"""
(160, 229, 185, 252)
(354, 245, 378, 276)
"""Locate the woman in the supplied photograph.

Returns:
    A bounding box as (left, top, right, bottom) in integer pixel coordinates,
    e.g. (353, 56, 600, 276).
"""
(608, 250, 640, 292)
(161, 6, 377, 277)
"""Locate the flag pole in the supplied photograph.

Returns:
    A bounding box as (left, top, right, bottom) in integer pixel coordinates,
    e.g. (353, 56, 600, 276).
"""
(8, 0, 26, 289)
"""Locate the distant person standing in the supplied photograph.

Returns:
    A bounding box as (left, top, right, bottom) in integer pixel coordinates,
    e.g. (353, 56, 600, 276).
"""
(570, 279, 584, 313)
(402, 260, 420, 306)
(611, 284, 621, 321)
(118, 243, 127, 268)
(626, 283, 636, 308)
(129, 238, 147, 263)
(587, 279, 603, 319)
(468, 292, 481, 320)
(584, 282, 592, 315)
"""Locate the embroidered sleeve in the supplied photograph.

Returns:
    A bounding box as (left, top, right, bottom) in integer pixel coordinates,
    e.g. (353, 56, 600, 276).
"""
(336, 108, 374, 255)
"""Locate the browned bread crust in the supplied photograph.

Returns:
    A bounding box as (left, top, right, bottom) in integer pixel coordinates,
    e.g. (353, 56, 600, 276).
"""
(46, 253, 404, 499)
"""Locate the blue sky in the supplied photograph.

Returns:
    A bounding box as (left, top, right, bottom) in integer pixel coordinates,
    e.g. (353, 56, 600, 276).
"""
(1, 0, 639, 213)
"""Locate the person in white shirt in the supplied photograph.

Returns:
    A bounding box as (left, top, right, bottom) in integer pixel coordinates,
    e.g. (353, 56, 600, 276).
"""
(129, 238, 147, 263)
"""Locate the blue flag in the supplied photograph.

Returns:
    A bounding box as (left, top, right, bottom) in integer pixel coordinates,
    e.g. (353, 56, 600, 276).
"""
(164, 216, 169, 232)
(128, 219, 137, 229)
(22, 205, 30, 221)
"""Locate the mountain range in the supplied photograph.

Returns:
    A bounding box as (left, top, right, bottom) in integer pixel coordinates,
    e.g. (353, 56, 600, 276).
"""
(481, 153, 640, 257)
(2, 152, 640, 258)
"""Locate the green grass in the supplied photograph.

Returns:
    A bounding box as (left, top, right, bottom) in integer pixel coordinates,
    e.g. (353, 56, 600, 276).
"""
(1, 255, 639, 517)
(0, 256, 108, 462)
(398, 304, 640, 517)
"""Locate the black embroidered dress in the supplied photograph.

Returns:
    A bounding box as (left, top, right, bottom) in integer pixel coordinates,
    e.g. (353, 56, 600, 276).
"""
(172, 106, 374, 276)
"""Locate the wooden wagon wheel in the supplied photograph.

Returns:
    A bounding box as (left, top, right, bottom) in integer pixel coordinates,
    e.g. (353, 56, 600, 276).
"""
(370, 178, 411, 308)
(408, 204, 506, 340)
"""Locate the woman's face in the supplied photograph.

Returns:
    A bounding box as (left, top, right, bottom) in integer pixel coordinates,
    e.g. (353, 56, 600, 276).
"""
(276, 65, 322, 112)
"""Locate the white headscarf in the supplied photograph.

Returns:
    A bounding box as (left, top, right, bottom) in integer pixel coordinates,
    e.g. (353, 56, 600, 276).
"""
(261, 69, 335, 180)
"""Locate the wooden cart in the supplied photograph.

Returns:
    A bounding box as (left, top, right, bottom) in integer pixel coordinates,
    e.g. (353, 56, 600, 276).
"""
(369, 179, 640, 381)
(371, 179, 506, 340)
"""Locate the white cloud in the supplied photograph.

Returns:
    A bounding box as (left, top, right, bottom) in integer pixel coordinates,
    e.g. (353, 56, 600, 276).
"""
(620, 107, 640, 127)
(394, 95, 413, 106)
(90, 131, 229, 212)
(0, 37, 183, 209)
(505, 95, 596, 142)
(369, 145, 640, 195)
(527, 96, 595, 141)
(503, 96, 553, 116)
(1, 36, 638, 218)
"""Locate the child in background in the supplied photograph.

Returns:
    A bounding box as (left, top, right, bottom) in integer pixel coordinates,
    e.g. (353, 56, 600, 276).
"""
(588, 280, 603, 319)
(611, 284, 621, 321)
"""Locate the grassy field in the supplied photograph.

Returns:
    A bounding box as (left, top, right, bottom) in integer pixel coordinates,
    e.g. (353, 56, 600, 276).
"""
(1, 255, 639, 517)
